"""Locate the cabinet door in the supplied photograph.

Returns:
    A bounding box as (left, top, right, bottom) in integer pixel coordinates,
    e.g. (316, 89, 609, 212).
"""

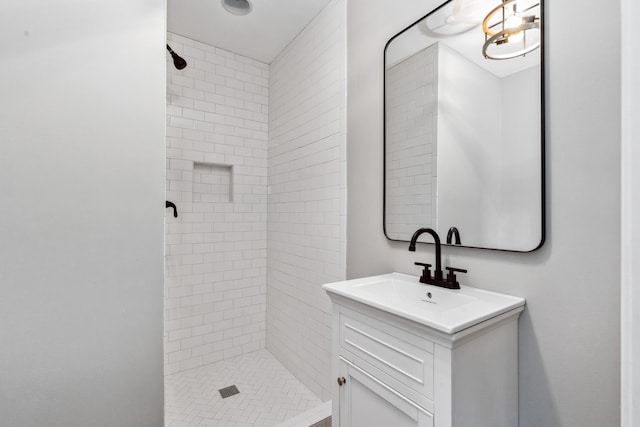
(338, 358, 433, 427)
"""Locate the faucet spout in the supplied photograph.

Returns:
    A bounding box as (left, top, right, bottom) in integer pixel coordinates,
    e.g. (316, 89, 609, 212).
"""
(446, 226, 461, 245)
(409, 228, 443, 280)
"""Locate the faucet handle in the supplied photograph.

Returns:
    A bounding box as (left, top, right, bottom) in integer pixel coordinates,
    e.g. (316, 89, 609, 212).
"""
(414, 262, 432, 284)
(445, 267, 467, 286)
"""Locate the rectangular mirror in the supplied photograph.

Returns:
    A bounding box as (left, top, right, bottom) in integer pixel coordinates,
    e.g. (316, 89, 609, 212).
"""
(384, 0, 544, 252)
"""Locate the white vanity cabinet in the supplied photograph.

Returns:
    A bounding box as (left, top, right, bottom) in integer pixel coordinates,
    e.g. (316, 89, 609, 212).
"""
(323, 273, 525, 427)
(338, 356, 434, 427)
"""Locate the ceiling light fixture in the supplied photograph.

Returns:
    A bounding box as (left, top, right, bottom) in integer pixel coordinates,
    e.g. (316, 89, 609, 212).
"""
(221, 0, 253, 16)
(482, 0, 540, 60)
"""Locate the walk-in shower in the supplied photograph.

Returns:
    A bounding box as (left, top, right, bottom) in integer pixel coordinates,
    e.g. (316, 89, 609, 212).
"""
(164, 0, 345, 424)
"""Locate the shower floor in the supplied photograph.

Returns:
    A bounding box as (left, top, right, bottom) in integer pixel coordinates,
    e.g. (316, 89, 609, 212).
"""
(165, 349, 323, 427)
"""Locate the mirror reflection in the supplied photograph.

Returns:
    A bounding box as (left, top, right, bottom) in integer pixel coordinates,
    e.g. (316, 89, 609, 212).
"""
(384, 0, 543, 252)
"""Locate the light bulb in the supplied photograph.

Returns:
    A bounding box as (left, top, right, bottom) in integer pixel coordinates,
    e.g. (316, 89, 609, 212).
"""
(504, 11, 524, 43)
(505, 14, 524, 30)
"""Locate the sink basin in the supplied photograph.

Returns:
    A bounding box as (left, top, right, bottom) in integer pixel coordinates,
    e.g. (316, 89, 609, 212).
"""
(322, 272, 525, 334)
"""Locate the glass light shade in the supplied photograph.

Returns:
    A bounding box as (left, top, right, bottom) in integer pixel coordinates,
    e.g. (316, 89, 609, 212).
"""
(448, 0, 487, 24)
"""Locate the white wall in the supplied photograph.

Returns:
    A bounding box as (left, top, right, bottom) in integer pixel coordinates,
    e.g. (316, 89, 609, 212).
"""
(498, 66, 542, 249)
(164, 32, 269, 374)
(267, 0, 346, 401)
(347, 1, 621, 426)
(621, 0, 640, 423)
(437, 43, 502, 247)
(0, 1, 165, 426)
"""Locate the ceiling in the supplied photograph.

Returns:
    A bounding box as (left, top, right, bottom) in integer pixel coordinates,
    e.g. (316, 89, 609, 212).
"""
(167, 0, 332, 64)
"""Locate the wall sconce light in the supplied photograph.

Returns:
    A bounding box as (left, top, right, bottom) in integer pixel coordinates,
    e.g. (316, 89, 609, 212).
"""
(482, 0, 540, 60)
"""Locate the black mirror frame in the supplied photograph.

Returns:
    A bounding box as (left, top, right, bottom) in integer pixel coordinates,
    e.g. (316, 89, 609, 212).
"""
(382, 0, 546, 253)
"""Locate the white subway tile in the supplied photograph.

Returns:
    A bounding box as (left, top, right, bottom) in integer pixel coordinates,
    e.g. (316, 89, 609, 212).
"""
(170, 116, 194, 129)
(265, 0, 345, 400)
(166, 29, 273, 373)
(172, 75, 194, 88)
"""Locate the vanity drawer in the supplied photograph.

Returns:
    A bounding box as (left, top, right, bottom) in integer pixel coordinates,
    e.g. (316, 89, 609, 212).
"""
(339, 309, 434, 402)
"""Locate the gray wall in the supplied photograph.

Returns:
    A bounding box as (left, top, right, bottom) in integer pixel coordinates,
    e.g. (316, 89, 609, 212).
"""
(347, 0, 621, 426)
(0, 1, 166, 426)
(621, 0, 640, 423)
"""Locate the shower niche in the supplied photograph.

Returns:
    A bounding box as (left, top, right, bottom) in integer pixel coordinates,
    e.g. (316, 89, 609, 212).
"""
(192, 162, 234, 204)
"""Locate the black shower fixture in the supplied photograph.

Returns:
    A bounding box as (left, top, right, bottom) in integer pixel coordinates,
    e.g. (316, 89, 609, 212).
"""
(166, 44, 187, 70)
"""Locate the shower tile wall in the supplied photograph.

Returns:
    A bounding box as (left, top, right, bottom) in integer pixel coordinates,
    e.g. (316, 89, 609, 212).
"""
(385, 44, 438, 239)
(165, 32, 269, 374)
(267, 0, 347, 401)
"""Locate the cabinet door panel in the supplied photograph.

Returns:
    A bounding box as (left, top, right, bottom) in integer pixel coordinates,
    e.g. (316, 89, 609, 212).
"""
(339, 358, 433, 427)
(339, 310, 434, 400)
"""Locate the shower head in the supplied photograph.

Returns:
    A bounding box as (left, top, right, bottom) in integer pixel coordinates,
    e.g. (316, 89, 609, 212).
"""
(166, 44, 187, 70)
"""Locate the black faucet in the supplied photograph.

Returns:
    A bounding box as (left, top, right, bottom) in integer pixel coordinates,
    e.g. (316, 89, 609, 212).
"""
(409, 228, 443, 281)
(409, 227, 467, 289)
(446, 226, 461, 245)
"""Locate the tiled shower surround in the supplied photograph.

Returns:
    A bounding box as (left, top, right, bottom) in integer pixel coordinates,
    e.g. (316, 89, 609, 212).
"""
(165, 32, 270, 374)
(164, 0, 346, 402)
(385, 44, 438, 239)
(267, 0, 346, 401)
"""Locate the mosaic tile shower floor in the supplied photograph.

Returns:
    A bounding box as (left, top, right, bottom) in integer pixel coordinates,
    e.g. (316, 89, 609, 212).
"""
(165, 349, 323, 427)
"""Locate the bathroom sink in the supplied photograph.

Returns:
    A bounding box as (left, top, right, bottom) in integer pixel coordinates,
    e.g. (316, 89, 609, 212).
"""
(322, 272, 525, 334)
